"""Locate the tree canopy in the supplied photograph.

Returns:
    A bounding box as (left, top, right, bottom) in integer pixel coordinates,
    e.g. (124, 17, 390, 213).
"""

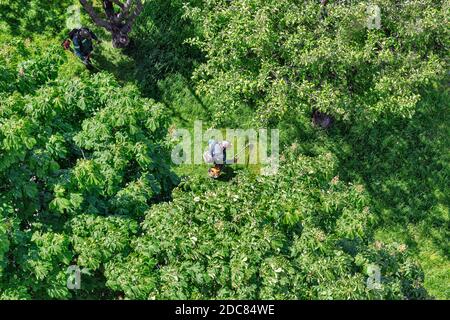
(185, 0, 447, 126)
(0, 0, 448, 300)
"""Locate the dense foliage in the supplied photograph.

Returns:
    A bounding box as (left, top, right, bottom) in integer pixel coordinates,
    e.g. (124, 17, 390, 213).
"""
(185, 0, 448, 126)
(104, 151, 427, 299)
(0, 37, 177, 298)
(0, 0, 448, 299)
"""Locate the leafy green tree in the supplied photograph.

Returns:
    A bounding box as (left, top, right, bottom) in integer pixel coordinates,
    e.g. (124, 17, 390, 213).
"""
(0, 37, 177, 298)
(185, 0, 448, 126)
(0, 0, 73, 36)
(103, 150, 427, 299)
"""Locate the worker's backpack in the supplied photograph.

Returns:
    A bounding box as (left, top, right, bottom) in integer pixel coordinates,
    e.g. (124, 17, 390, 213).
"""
(203, 140, 217, 164)
(203, 151, 214, 164)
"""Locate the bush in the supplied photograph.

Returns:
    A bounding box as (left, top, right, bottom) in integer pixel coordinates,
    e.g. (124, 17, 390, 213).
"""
(103, 150, 427, 299)
(0, 37, 178, 297)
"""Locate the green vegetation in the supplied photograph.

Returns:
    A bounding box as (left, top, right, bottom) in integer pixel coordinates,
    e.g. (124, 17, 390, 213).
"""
(0, 0, 448, 299)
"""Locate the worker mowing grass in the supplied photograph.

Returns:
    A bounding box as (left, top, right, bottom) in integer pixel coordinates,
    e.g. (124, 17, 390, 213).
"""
(62, 27, 101, 68)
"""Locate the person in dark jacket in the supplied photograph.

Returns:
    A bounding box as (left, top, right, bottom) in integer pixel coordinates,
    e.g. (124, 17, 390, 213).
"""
(63, 28, 101, 65)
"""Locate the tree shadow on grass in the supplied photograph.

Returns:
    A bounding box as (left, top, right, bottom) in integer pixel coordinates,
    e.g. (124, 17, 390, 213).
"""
(121, 0, 204, 100)
(90, 0, 211, 125)
(330, 88, 449, 259)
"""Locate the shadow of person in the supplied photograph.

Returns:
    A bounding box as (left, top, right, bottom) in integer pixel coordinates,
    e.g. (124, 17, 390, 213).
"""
(216, 166, 241, 182)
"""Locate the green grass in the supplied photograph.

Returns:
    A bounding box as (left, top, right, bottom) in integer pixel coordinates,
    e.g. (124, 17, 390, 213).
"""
(375, 225, 449, 299)
(334, 90, 450, 299)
